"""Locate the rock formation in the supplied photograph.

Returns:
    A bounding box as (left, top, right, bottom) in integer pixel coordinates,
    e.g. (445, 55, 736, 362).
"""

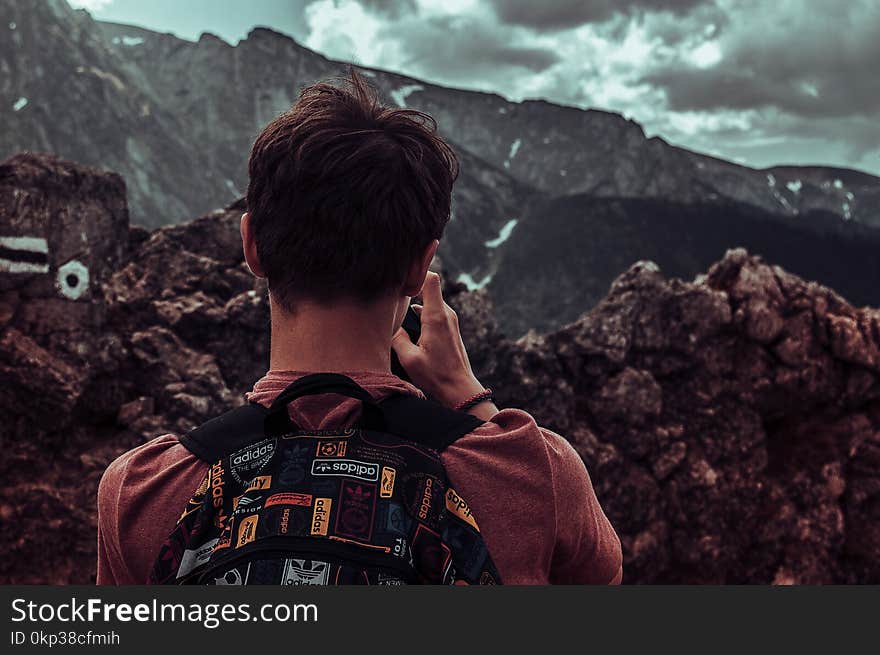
(1, 153, 878, 584)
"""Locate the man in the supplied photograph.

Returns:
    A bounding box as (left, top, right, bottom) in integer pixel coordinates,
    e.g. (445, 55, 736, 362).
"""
(97, 72, 622, 585)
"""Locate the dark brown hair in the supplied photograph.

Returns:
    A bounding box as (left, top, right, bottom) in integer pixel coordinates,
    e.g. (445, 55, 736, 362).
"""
(246, 70, 458, 309)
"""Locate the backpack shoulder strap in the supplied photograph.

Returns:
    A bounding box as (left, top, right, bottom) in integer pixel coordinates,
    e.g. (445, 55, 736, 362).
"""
(178, 393, 484, 462)
(377, 394, 484, 452)
(178, 402, 268, 463)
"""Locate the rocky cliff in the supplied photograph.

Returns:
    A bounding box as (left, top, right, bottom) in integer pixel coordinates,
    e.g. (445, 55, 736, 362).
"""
(2, 153, 879, 584)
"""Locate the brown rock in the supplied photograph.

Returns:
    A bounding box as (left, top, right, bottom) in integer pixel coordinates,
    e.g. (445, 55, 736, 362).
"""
(3, 155, 880, 585)
(117, 397, 155, 426)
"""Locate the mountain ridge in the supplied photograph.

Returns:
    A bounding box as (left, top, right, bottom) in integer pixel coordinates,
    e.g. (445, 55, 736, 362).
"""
(5, 0, 878, 226)
(3, 0, 880, 336)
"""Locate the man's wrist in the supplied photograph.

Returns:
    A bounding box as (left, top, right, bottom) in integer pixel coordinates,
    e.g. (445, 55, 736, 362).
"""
(435, 375, 486, 409)
(453, 388, 494, 412)
(435, 376, 498, 420)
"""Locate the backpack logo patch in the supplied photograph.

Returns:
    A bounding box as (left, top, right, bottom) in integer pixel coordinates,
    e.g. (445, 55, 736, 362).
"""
(265, 492, 313, 508)
(445, 488, 479, 531)
(310, 498, 332, 536)
(229, 439, 277, 484)
(311, 458, 379, 482)
(214, 566, 247, 585)
(236, 515, 259, 547)
(245, 475, 272, 491)
(316, 440, 347, 457)
(335, 481, 377, 541)
(176, 538, 220, 579)
(380, 466, 396, 498)
(233, 494, 263, 515)
(282, 559, 329, 586)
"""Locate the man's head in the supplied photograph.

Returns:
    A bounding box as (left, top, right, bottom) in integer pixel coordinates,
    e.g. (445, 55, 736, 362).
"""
(243, 71, 457, 313)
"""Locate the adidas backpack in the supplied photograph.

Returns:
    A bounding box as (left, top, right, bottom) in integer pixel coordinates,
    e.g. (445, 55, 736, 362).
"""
(148, 373, 502, 585)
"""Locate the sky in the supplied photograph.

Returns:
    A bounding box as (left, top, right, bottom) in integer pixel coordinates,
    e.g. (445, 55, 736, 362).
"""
(70, 0, 880, 175)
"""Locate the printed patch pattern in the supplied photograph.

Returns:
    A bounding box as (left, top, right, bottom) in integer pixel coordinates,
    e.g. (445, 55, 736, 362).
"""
(149, 427, 501, 586)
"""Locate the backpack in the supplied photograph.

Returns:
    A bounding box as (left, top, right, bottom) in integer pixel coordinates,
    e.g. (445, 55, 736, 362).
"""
(148, 373, 502, 585)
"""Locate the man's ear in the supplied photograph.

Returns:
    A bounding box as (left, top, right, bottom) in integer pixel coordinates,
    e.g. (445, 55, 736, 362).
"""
(402, 239, 439, 296)
(240, 212, 266, 278)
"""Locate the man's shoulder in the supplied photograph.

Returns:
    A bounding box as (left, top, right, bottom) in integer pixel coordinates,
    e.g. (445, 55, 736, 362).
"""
(442, 407, 577, 496)
(448, 407, 589, 509)
(98, 434, 199, 505)
(97, 434, 208, 584)
(453, 408, 571, 456)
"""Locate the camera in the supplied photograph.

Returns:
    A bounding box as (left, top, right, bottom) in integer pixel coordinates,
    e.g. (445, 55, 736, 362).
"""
(391, 305, 421, 381)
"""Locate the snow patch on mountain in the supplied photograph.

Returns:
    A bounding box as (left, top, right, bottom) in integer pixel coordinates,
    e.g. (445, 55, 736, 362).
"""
(773, 190, 792, 211)
(224, 179, 240, 196)
(13, 97, 28, 111)
(503, 138, 522, 170)
(786, 180, 802, 194)
(457, 272, 492, 291)
(485, 219, 518, 249)
(390, 84, 423, 108)
(111, 35, 145, 47)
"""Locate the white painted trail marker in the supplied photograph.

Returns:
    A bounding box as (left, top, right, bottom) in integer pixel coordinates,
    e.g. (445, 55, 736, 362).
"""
(0, 236, 49, 273)
(56, 260, 90, 300)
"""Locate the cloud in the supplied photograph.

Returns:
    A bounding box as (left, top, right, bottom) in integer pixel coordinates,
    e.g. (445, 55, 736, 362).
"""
(387, 14, 561, 81)
(305, 1, 560, 88)
(305, 0, 383, 63)
(356, 0, 416, 16)
(67, 0, 114, 10)
(641, 1, 880, 119)
(295, 0, 880, 174)
(488, 0, 710, 30)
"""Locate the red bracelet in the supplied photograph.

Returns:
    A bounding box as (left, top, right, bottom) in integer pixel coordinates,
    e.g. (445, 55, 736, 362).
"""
(454, 388, 494, 412)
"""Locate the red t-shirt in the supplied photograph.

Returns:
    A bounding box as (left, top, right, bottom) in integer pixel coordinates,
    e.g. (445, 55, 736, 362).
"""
(97, 370, 621, 584)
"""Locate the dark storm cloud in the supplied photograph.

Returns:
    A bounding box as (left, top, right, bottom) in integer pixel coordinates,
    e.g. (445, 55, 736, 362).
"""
(645, 66, 880, 119)
(488, 0, 710, 30)
(382, 15, 561, 81)
(636, 2, 730, 46)
(643, 2, 880, 119)
(355, 0, 416, 18)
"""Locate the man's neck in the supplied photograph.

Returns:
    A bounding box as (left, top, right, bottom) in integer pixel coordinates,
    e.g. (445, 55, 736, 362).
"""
(268, 295, 399, 373)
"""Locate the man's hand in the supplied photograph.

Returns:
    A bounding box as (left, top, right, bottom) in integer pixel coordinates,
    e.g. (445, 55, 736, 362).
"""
(392, 272, 498, 419)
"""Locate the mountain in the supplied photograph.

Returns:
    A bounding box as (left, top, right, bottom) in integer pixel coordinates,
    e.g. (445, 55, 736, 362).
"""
(490, 195, 880, 335)
(0, 1, 223, 226)
(3, 153, 880, 583)
(2, 0, 879, 336)
(98, 18, 880, 229)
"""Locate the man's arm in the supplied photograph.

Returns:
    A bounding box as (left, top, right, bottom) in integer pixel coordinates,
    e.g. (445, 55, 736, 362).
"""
(393, 271, 623, 584)
(96, 454, 128, 585)
(96, 524, 117, 585)
(543, 427, 623, 584)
